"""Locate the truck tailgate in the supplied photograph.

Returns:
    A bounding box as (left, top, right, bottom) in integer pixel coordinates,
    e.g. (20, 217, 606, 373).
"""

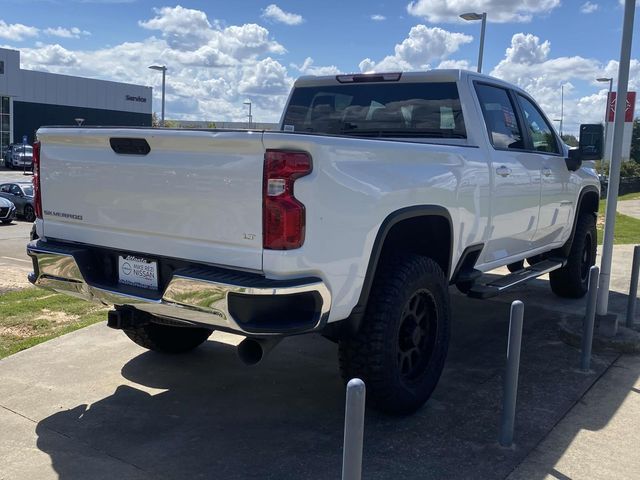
(37, 128, 265, 271)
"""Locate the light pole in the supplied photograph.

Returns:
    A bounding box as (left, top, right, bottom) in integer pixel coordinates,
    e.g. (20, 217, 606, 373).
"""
(559, 84, 564, 137)
(596, 0, 636, 334)
(596, 77, 614, 165)
(149, 65, 167, 127)
(244, 100, 252, 128)
(460, 12, 487, 73)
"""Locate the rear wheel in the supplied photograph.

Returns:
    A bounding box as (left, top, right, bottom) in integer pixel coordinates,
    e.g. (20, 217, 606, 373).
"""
(1, 220, 12, 224)
(124, 322, 213, 354)
(23, 205, 35, 223)
(338, 254, 450, 415)
(549, 212, 597, 298)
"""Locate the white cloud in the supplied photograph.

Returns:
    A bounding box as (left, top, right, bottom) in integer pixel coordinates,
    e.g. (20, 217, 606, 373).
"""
(580, 2, 599, 13)
(44, 27, 91, 38)
(139, 5, 213, 49)
(407, 0, 561, 23)
(489, 32, 640, 133)
(371, 14, 386, 21)
(261, 4, 304, 25)
(437, 59, 473, 70)
(14, 7, 293, 123)
(359, 25, 472, 72)
(291, 57, 341, 76)
(0, 20, 39, 41)
(20, 44, 79, 66)
(504, 33, 550, 64)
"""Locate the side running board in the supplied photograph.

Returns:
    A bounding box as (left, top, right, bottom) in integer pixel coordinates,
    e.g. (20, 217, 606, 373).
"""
(467, 259, 565, 299)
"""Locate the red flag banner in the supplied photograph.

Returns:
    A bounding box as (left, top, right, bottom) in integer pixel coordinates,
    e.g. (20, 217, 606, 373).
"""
(607, 91, 636, 122)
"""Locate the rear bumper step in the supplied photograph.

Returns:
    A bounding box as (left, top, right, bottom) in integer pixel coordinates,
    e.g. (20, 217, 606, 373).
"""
(468, 259, 565, 299)
(27, 240, 331, 336)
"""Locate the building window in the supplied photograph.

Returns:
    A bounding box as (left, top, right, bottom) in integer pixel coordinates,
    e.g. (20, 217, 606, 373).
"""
(0, 96, 10, 159)
(0, 61, 4, 75)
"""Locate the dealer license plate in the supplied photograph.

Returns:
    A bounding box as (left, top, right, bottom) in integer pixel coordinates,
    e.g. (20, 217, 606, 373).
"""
(118, 255, 158, 290)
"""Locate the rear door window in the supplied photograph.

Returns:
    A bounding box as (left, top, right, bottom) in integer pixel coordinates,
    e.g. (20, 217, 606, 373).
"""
(475, 83, 524, 150)
(282, 82, 466, 139)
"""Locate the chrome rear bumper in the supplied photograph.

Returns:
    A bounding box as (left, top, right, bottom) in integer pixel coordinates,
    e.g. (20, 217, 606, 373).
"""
(27, 240, 331, 336)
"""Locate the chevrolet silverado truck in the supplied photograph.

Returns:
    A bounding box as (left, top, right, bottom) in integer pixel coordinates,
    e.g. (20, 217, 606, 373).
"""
(27, 70, 602, 414)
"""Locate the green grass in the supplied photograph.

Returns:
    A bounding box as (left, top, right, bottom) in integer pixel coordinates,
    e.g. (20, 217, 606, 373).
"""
(619, 191, 640, 201)
(597, 198, 640, 244)
(0, 288, 106, 359)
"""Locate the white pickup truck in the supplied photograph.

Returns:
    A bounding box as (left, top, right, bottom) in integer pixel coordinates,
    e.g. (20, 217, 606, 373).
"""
(28, 70, 602, 414)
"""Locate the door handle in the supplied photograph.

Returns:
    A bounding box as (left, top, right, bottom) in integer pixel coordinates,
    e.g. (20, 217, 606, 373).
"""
(496, 166, 512, 177)
(542, 168, 552, 177)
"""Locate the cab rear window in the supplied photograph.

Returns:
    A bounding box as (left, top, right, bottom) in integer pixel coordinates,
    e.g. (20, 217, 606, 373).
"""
(282, 82, 466, 139)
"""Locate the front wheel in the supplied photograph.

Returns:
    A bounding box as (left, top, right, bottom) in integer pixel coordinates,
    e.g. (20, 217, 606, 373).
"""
(338, 254, 450, 415)
(124, 322, 213, 354)
(549, 212, 597, 298)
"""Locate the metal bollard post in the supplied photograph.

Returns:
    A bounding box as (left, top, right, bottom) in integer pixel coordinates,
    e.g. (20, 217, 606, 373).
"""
(499, 300, 524, 448)
(626, 245, 640, 328)
(342, 378, 366, 480)
(581, 266, 600, 372)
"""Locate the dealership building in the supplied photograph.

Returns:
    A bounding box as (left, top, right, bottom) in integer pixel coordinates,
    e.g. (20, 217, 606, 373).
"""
(0, 47, 152, 154)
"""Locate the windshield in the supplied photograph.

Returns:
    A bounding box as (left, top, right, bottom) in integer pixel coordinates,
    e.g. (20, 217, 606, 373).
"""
(15, 145, 33, 155)
(282, 81, 466, 139)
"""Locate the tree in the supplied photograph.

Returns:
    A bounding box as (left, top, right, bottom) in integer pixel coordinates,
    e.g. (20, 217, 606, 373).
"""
(561, 134, 578, 147)
(151, 112, 160, 127)
(631, 117, 639, 163)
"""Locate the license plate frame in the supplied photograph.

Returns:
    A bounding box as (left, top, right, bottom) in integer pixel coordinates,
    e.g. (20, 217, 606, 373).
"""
(118, 255, 159, 290)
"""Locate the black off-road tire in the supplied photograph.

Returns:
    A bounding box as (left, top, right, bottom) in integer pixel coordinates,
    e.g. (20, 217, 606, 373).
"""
(338, 254, 450, 415)
(124, 322, 213, 354)
(23, 205, 36, 223)
(1, 219, 12, 224)
(549, 212, 597, 298)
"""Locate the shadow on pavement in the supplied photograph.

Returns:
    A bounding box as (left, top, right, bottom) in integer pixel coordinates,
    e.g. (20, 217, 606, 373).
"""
(35, 293, 637, 479)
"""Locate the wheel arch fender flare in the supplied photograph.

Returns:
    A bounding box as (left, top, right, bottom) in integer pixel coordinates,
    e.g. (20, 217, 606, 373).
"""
(341, 205, 453, 336)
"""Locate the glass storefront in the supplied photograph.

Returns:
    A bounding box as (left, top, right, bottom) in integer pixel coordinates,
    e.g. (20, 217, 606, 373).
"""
(1, 96, 10, 160)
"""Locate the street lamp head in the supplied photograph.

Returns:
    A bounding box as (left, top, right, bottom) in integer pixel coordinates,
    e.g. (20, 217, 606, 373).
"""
(460, 12, 483, 21)
(243, 101, 251, 105)
(596, 77, 612, 82)
(148, 65, 167, 72)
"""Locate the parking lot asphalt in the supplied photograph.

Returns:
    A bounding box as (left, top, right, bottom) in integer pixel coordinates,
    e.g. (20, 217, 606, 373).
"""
(0, 283, 630, 480)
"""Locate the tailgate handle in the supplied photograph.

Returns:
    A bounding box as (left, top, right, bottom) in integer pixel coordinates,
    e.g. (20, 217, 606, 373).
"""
(110, 138, 151, 155)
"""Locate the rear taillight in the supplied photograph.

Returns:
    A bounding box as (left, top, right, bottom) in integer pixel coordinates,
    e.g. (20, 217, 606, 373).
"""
(32, 140, 42, 219)
(263, 149, 312, 250)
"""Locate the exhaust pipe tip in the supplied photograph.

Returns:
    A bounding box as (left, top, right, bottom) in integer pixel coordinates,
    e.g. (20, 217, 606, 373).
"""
(237, 338, 265, 366)
(237, 337, 283, 366)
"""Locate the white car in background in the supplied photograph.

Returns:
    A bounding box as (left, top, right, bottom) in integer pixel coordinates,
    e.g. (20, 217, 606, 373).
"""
(0, 196, 16, 224)
(5, 144, 33, 169)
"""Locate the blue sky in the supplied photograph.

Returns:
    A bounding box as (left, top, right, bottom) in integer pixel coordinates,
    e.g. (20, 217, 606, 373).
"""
(0, 0, 638, 132)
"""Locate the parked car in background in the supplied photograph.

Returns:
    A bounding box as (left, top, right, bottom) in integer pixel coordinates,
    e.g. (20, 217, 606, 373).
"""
(0, 196, 16, 224)
(5, 144, 33, 170)
(0, 182, 36, 222)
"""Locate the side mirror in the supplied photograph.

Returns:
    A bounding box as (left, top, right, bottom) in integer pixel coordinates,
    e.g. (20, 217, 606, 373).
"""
(566, 148, 582, 171)
(578, 123, 604, 161)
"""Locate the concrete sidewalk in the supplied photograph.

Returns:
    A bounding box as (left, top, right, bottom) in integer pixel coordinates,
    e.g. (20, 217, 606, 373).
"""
(0, 245, 638, 479)
(617, 199, 640, 220)
(508, 354, 640, 480)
